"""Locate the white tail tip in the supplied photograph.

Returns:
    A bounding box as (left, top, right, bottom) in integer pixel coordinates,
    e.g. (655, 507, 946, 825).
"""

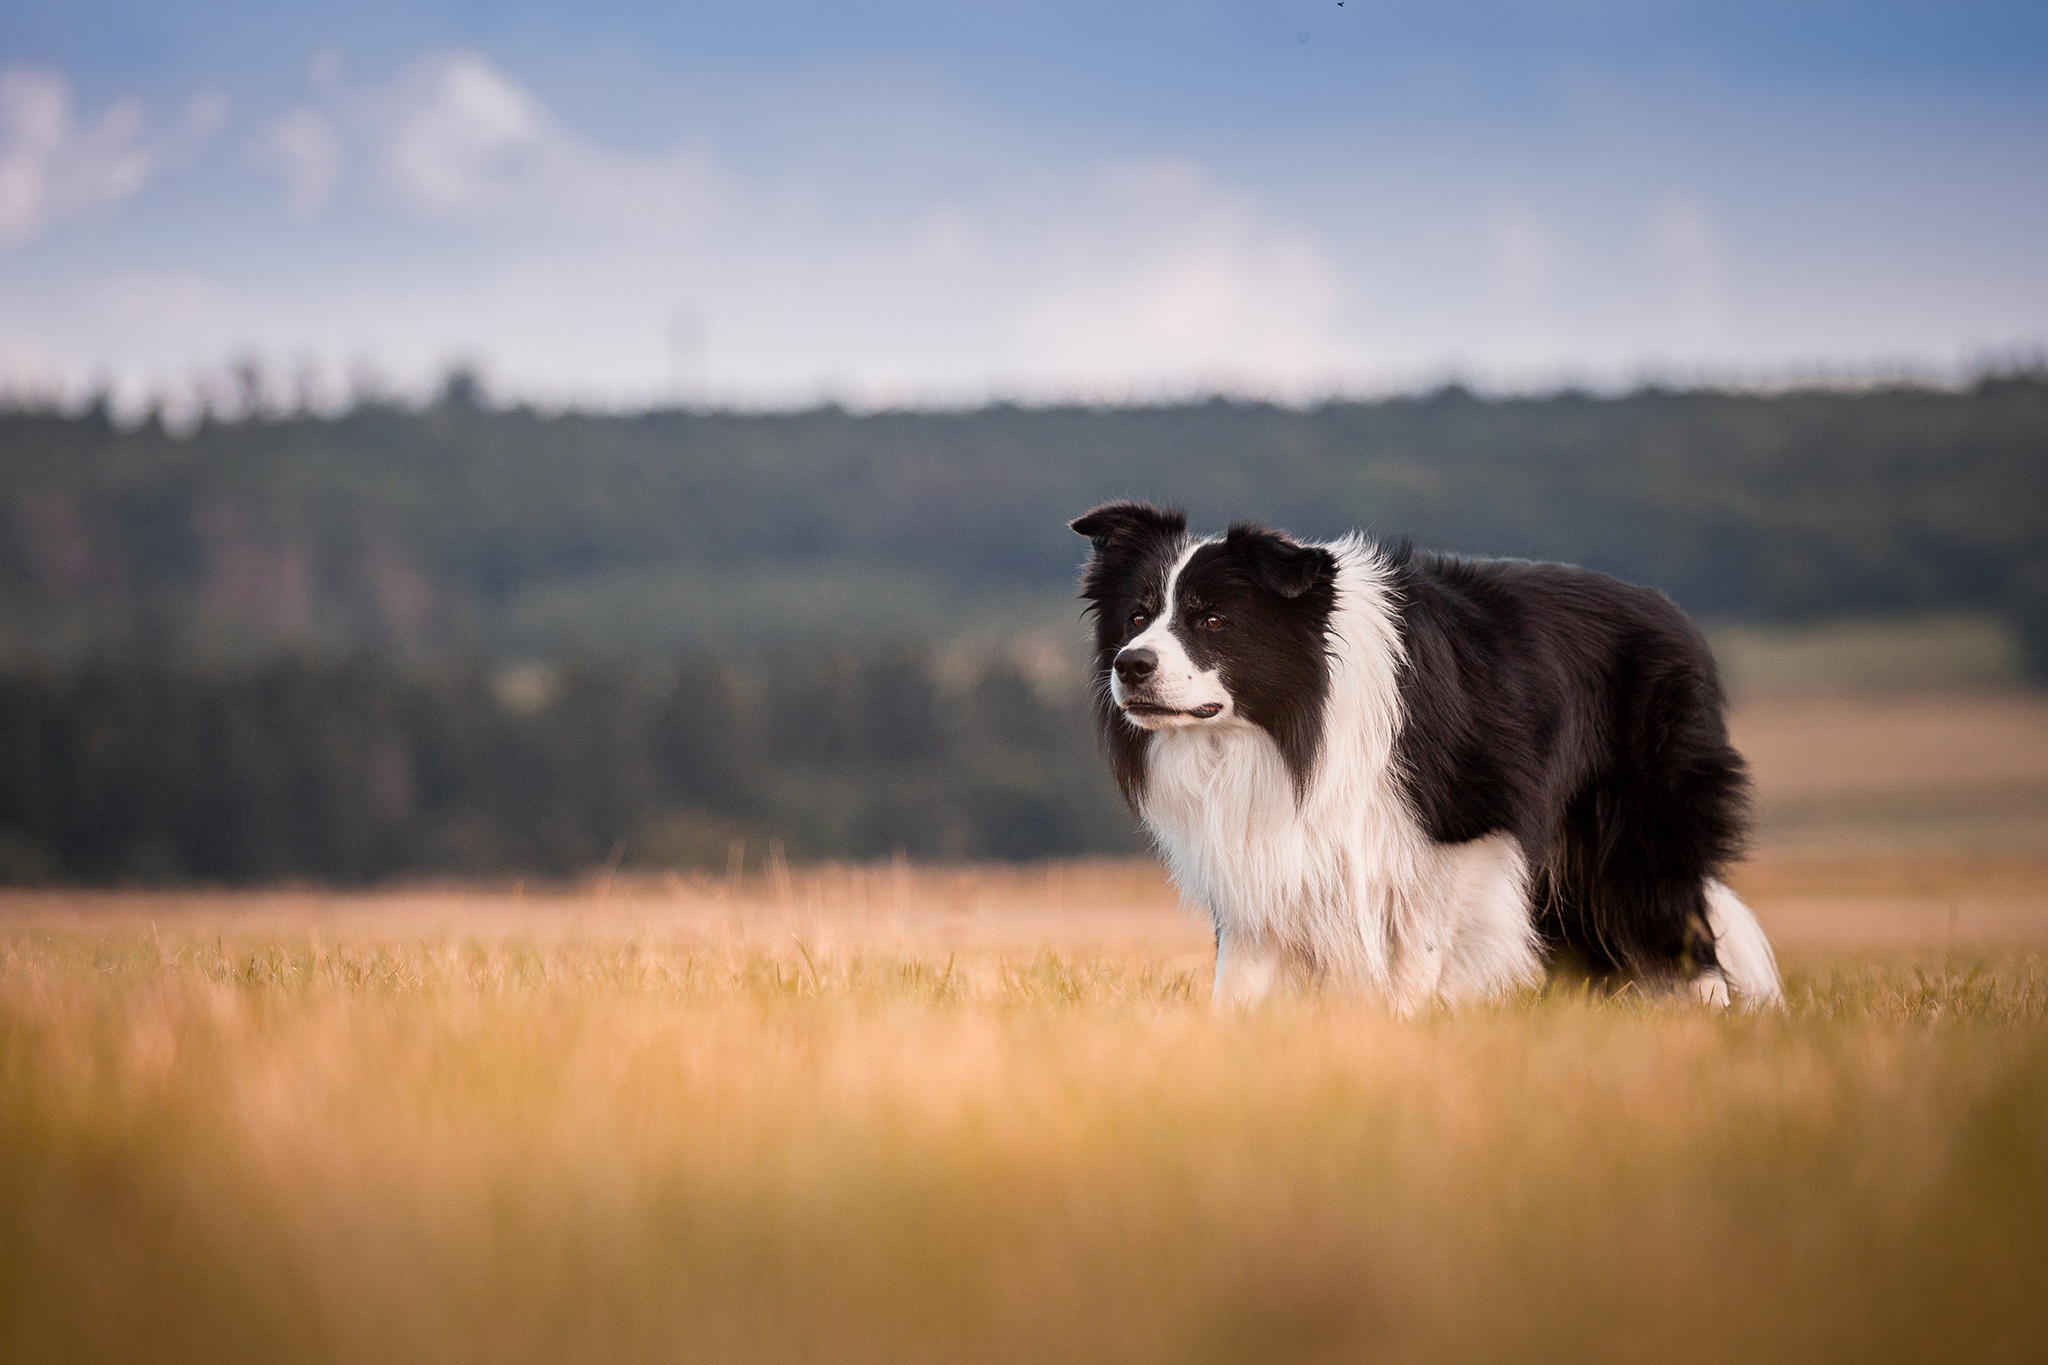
(1704, 879, 1784, 1008)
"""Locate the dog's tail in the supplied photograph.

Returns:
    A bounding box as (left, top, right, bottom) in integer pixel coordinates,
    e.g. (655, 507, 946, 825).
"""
(1702, 879, 1784, 1008)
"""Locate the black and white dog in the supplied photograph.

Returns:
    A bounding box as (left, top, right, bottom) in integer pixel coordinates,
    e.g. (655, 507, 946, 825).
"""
(1072, 501, 1782, 1011)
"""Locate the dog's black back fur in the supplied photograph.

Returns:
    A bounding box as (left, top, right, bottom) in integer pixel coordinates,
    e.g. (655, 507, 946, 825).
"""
(1387, 548, 1748, 983)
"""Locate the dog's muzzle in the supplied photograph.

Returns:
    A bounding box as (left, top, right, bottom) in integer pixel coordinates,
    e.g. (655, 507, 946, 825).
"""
(1113, 646, 1223, 720)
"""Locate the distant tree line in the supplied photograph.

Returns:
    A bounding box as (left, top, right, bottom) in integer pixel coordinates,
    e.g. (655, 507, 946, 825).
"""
(3, 374, 2045, 671)
(0, 650, 1138, 885)
(4, 374, 2045, 884)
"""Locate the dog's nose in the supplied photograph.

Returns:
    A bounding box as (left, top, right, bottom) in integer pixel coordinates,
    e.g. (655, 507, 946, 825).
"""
(1114, 647, 1158, 685)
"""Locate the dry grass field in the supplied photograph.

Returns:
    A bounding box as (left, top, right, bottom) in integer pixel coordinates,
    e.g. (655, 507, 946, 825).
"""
(5, 691, 2048, 1364)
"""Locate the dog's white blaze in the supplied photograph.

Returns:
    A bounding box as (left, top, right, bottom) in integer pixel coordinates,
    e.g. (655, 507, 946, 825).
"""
(1137, 537, 1543, 1014)
(1112, 538, 1232, 725)
(1704, 879, 1784, 1008)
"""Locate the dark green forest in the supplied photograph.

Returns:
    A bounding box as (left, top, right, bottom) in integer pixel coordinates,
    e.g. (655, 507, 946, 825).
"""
(0, 650, 1131, 884)
(3, 375, 2046, 882)
(6, 374, 2047, 665)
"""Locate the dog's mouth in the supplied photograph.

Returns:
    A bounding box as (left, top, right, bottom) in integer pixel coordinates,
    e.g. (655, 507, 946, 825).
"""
(1123, 701, 1224, 720)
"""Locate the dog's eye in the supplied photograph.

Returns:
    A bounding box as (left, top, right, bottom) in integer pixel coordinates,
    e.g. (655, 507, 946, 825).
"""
(1199, 614, 1226, 631)
(1130, 612, 1149, 630)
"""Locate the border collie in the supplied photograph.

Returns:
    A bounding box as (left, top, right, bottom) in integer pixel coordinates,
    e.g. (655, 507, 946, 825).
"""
(1072, 501, 1782, 1012)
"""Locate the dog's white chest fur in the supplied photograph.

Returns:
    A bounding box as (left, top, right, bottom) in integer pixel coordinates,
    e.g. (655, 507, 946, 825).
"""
(1135, 541, 1542, 1012)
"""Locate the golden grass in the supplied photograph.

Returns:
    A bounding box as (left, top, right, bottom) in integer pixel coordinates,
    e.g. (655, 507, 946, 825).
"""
(5, 872, 2047, 1365)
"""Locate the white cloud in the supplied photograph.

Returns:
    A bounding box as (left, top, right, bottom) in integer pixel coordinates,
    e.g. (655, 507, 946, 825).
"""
(5, 50, 2041, 409)
(182, 90, 230, 142)
(260, 107, 344, 219)
(247, 51, 722, 230)
(169, 53, 1368, 404)
(1013, 159, 1351, 391)
(380, 53, 547, 215)
(0, 68, 156, 248)
(307, 49, 348, 99)
(360, 52, 720, 229)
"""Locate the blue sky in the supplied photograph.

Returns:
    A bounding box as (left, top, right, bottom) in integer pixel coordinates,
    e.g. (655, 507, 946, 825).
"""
(2, 2, 2044, 410)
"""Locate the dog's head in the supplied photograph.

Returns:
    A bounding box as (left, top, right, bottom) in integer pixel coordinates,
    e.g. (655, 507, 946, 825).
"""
(1072, 501, 1338, 802)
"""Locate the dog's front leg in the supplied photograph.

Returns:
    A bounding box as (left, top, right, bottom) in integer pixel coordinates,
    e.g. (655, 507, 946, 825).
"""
(1212, 923, 1285, 1007)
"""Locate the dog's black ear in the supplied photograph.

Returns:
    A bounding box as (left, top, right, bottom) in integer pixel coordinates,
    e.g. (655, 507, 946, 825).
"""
(1071, 501, 1186, 546)
(1225, 521, 1334, 599)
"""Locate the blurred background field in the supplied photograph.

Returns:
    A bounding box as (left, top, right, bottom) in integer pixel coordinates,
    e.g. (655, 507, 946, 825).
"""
(4, 383, 2047, 884)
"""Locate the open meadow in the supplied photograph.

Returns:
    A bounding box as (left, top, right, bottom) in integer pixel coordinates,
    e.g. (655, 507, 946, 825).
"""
(5, 690, 2048, 1364)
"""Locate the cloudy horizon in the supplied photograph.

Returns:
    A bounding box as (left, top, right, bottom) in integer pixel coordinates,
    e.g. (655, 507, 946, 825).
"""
(3, 2, 2044, 414)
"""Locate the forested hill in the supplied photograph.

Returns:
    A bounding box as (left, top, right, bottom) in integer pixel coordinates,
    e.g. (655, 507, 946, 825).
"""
(4, 375, 2045, 668)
